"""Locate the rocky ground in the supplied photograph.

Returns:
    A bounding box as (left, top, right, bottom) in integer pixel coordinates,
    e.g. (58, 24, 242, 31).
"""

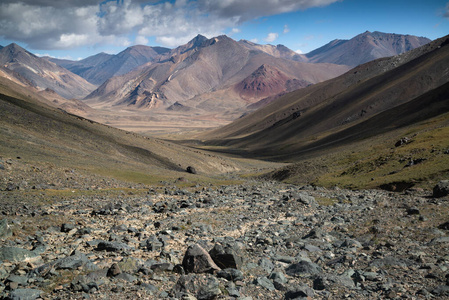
(1, 158, 449, 299)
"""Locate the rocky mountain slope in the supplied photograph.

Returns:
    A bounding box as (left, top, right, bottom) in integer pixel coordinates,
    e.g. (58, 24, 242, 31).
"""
(49, 45, 170, 85)
(305, 31, 431, 67)
(84, 35, 349, 114)
(198, 35, 449, 189)
(48, 52, 113, 79)
(203, 35, 448, 149)
(0, 44, 96, 99)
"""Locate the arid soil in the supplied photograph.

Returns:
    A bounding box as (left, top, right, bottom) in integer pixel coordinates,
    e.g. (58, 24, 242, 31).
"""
(1, 157, 449, 300)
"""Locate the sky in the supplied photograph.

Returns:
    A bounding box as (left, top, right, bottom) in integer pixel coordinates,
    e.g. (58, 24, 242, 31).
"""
(0, 0, 448, 60)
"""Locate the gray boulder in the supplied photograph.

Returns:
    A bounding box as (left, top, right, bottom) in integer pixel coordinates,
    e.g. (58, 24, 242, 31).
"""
(285, 259, 322, 277)
(182, 244, 220, 274)
(433, 180, 449, 197)
(209, 242, 243, 270)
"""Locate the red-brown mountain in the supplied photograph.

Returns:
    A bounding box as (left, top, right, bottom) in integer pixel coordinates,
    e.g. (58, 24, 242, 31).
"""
(305, 31, 431, 67)
(84, 35, 349, 114)
(235, 64, 310, 100)
(202, 34, 449, 160)
(49, 45, 170, 85)
(0, 43, 96, 99)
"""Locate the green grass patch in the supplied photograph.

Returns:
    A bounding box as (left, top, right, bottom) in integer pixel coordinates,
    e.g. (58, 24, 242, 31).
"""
(315, 197, 338, 206)
(278, 115, 449, 190)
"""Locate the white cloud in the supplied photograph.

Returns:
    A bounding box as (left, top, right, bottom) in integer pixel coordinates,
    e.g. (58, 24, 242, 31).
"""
(265, 32, 279, 43)
(250, 38, 259, 43)
(197, 0, 340, 23)
(295, 49, 304, 54)
(283, 24, 290, 34)
(0, 0, 340, 49)
(135, 35, 149, 45)
(35, 53, 52, 58)
(0, 2, 101, 49)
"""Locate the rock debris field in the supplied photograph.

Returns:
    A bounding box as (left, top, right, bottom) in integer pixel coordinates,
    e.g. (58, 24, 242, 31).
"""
(1, 164, 449, 299)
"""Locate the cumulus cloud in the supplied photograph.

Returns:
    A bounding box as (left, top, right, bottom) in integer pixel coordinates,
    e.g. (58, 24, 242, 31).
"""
(135, 35, 149, 45)
(197, 0, 340, 23)
(0, 0, 339, 49)
(265, 32, 279, 43)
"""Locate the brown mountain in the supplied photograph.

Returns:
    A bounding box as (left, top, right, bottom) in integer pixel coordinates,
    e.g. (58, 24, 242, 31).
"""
(235, 64, 309, 101)
(84, 35, 349, 115)
(0, 43, 96, 99)
(49, 45, 170, 85)
(48, 52, 113, 77)
(305, 31, 431, 67)
(201, 35, 449, 160)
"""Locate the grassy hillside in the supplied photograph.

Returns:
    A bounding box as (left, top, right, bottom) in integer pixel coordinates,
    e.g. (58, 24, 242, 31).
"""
(0, 79, 281, 189)
(264, 111, 449, 190)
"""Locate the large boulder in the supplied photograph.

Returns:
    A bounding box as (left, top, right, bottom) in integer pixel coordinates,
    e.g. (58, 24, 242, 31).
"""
(209, 242, 243, 270)
(182, 244, 220, 274)
(433, 180, 449, 197)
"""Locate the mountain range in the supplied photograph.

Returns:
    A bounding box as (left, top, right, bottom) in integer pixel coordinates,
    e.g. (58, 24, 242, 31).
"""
(48, 45, 171, 85)
(304, 31, 431, 67)
(84, 35, 349, 113)
(0, 30, 448, 191)
(0, 31, 432, 132)
(201, 34, 449, 161)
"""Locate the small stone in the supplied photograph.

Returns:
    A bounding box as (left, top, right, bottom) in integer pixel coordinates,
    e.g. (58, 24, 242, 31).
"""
(56, 251, 88, 270)
(9, 288, 43, 300)
(0, 247, 39, 263)
(253, 277, 275, 291)
(285, 260, 322, 277)
(173, 273, 221, 300)
(186, 166, 197, 174)
(61, 223, 76, 233)
(438, 221, 449, 230)
(258, 257, 274, 273)
(406, 207, 420, 215)
(0, 219, 13, 239)
(217, 268, 243, 282)
(107, 263, 121, 277)
(96, 241, 132, 253)
(6, 275, 29, 286)
(284, 285, 314, 299)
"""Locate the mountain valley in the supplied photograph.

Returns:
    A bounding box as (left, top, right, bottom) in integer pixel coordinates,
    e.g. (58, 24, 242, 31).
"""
(1, 30, 449, 300)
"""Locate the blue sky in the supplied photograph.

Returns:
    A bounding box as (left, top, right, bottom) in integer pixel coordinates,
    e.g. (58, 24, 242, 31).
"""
(0, 0, 448, 60)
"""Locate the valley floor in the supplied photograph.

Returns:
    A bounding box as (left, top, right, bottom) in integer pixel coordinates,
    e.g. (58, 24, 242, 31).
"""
(1, 159, 449, 299)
